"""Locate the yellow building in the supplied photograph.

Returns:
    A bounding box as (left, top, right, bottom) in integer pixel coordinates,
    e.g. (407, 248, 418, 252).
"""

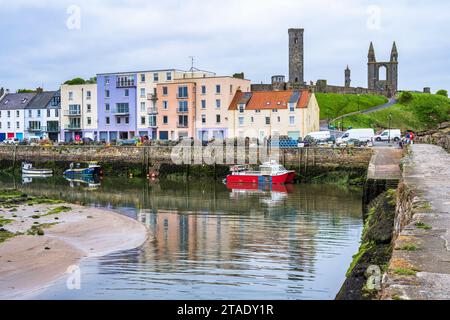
(228, 90, 320, 140)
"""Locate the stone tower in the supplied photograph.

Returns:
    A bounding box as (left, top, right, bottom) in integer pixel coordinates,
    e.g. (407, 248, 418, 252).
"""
(367, 41, 398, 95)
(288, 28, 304, 85)
(345, 65, 351, 87)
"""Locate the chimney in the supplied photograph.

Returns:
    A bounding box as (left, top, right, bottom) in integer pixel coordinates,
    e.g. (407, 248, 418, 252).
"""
(36, 87, 43, 93)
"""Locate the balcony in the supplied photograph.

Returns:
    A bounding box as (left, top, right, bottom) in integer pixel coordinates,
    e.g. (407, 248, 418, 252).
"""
(147, 107, 158, 114)
(116, 79, 136, 88)
(26, 127, 42, 132)
(64, 110, 81, 116)
(113, 107, 130, 115)
(147, 93, 158, 101)
(177, 123, 189, 128)
(176, 94, 189, 99)
(177, 108, 189, 114)
(45, 126, 60, 133)
(64, 124, 81, 130)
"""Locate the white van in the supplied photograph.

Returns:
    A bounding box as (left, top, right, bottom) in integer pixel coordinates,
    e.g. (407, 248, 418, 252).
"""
(373, 129, 401, 142)
(305, 131, 331, 141)
(336, 129, 375, 144)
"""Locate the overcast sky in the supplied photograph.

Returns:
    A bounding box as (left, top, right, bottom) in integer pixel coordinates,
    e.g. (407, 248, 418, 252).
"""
(1, 0, 449, 92)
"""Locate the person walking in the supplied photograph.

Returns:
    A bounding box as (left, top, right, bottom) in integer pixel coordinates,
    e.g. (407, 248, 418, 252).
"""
(405, 131, 411, 145)
(410, 131, 415, 145)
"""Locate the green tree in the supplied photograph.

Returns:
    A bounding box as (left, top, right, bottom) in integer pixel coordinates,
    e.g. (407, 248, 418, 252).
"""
(16, 89, 34, 93)
(436, 89, 448, 97)
(64, 78, 87, 85)
(398, 91, 413, 104)
(232, 72, 244, 79)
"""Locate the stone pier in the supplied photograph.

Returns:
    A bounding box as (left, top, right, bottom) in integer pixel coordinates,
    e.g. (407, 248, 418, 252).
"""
(382, 144, 450, 300)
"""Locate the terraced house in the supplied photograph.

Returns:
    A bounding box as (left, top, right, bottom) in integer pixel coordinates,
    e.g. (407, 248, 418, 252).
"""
(96, 69, 216, 142)
(24, 90, 61, 142)
(228, 90, 320, 140)
(0, 91, 34, 141)
(60, 83, 97, 142)
(156, 76, 251, 140)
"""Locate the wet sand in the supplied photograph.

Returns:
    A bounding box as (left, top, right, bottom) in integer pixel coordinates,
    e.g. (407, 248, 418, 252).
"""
(0, 202, 148, 299)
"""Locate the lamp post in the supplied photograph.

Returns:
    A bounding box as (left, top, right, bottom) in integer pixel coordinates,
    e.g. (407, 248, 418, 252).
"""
(357, 94, 360, 112)
(388, 113, 392, 145)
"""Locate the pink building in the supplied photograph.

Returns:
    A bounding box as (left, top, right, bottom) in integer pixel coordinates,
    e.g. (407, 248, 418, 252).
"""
(156, 76, 251, 140)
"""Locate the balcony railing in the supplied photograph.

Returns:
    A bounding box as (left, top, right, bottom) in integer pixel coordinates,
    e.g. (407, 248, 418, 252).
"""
(113, 107, 130, 115)
(26, 127, 42, 132)
(116, 80, 136, 88)
(177, 108, 189, 113)
(45, 126, 60, 133)
(177, 123, 189, 128)
(147, 107, 158, 114)
(64, 124, 81, 130)
(64, 110, 81, 116)
(176, 94, 189, 99)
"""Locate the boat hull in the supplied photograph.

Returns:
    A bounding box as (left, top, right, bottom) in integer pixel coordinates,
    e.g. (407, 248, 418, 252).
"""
(63, 167, 101, 176)
(226, 171, 295, 185)
(22, 169, 53, 175)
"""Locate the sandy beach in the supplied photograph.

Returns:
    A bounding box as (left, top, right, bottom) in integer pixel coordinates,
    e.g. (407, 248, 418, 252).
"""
(0, 198, 148, 299)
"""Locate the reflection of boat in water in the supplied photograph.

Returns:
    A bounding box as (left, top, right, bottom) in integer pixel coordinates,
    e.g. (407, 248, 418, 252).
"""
(226, 181, 293, 206)
(226, 161, 295, 185)
(64, 175, 101, 190)
(63, 162, 102, 177)
(21, 162, 53, 176)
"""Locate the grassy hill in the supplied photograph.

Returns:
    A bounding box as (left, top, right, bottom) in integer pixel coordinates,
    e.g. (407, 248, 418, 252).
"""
(316, 93, 388, 120)
(342, 93, 450, 132)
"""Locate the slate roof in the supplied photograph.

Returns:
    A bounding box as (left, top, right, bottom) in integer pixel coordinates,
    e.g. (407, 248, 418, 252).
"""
(228, 90, 311, 110)
(0, 93, 36, 110)
(26, 91, 58, 109)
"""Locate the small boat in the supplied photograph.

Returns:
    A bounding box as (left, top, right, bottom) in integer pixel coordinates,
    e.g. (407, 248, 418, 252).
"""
(64, 175, 101, 189)
(21, 162, 53, 176)
(63, 161, 102, 176)
(225, 160, 296, 185)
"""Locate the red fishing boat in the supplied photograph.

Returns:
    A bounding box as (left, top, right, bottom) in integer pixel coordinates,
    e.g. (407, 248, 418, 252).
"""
(226, 161, 296, 185)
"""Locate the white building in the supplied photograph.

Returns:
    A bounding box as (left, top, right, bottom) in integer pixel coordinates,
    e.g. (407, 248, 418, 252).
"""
(0, 92, 35, 141)
(24, 91, 61, 141)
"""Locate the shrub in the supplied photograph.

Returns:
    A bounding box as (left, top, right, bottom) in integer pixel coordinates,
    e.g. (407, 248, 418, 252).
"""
(436, 89, 448, 97)
(398, 91, 413, 104)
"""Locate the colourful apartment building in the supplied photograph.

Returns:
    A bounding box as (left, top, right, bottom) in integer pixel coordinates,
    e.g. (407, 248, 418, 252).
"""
(228, 90, 320, 140)
(60, 83, 97, 142)
(156, 76, 251, 140)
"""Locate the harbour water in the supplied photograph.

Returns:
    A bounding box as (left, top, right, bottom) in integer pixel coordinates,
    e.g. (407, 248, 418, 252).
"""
(0, 174, 363, 299)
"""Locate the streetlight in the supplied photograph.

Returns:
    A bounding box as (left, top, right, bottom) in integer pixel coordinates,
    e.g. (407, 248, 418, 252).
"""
(388, 113, 392, 144)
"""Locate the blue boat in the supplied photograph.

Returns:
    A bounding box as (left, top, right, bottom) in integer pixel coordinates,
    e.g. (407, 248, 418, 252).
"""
(63, 161, 102, 177)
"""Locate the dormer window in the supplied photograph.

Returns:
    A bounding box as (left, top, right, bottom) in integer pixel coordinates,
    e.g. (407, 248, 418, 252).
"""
(277, 101, 281, 105)
(3, 99, 8, 105)
(266, 102, 270, 106)
(21, 98, 27, 103)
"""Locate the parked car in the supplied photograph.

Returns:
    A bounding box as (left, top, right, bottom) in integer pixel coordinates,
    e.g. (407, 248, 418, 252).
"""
(336, 129, 375, 145)
(2, 138, 19, 145)
(373, 129, 401, 142)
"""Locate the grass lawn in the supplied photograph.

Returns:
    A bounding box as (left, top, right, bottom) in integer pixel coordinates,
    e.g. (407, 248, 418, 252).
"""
(342, 93, 450, 132)
(316, 93, 388, 120)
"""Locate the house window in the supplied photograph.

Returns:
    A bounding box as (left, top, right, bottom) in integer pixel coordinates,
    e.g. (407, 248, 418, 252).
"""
(255, 109, 261, 113)
(265, 117, 270, 125)
(216, 99, 221, 109)
(178, 101, 188, 112)
(55, 109, 59, 117)
(105, 77, 110, 85)
(162, 86, 168, 95)
(201, 115, 206, 124)
(125, 89, 129, 97)
(87, 104, 91, 113)
(277, 116, 281, 122)
(116, 117, 121, 124)
(87, 117, 92, 125)
(47, 109, 50, 117)
(69, 92, 73, 100)
(251, 116, 254, 123)
(238, 117, 244, 126)
(272, 109, 278, 113)
(216, 114, 221, 123)
(178, 115, 188, 127)
(201, 100, 206, 109)
(105, 90, 110, 98)
(140, 88, 145, 98)
(141, 116, 146, 125)
(105, 103, 110, 111)
(7, 111, 10, 118)
(201, 85, 206, 94)
(163, 101, 168, 109)
(28, 110, 32, 117)
(7, 122, 10, 129)
(16, 122, 20, 129)
(125, 117, 129, 124)
(140, 74, 146, 82)
(149, 115, 156, 127)
(153, 73, 159, 82)
(216, 85, 221, 94)
(163, 116, 168, 124)
(289, 104, 295, 112)
(86, 91, 91, 100)
(140, 102, 146, 112)
(178, 86, 188, 98)
(289, 116, 295, 125)
(116, 75, 135, 87)
(106, 117, 110, 125)
(166, 72, 172, 81)
(239, 105, 244, 113)
(18, 110, 21, 117)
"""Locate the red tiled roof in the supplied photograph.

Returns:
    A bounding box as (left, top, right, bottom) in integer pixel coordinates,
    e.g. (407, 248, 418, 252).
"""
(228, 90, 311, 110)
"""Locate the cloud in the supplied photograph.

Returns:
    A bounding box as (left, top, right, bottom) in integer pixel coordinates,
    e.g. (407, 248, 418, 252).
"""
(0, 0, 449, 92)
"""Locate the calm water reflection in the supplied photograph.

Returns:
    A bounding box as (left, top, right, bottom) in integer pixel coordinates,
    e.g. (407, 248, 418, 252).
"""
(0, 175, 363, 299)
